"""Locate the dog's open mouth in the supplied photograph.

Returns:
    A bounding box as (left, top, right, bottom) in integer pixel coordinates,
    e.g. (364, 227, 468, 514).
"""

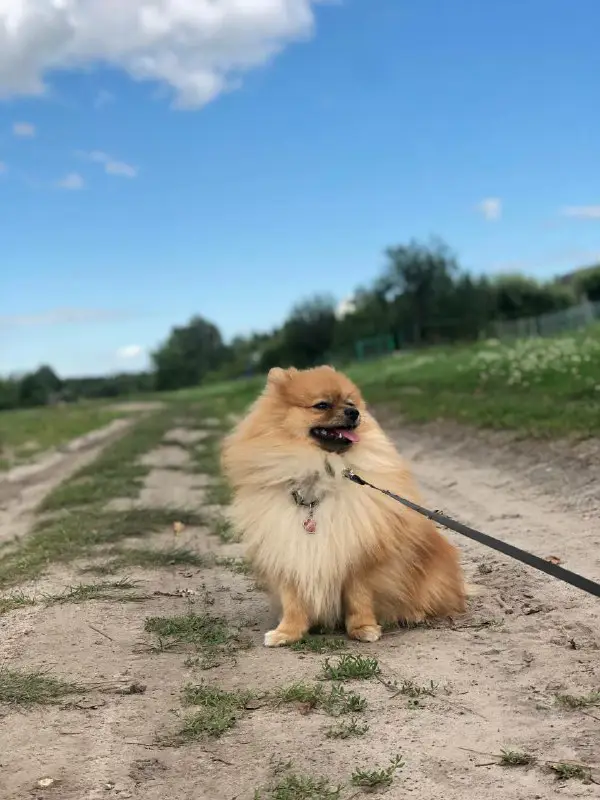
(310, 426, 360, 446)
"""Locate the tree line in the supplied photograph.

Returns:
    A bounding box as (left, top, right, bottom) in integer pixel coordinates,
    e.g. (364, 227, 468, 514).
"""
(2, 237, 599, 409)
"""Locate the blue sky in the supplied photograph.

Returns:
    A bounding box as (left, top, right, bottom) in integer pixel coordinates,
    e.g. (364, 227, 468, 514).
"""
(1, 0, 599, 377)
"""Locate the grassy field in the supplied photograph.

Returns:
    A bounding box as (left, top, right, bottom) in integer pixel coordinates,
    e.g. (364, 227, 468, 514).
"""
(2, 326, 598, 464)
(0, 404, 125, 470)
(177, 325, 600, 438)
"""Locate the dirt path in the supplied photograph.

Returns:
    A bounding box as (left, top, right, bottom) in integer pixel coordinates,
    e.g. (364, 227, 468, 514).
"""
(0, 411, 598, 800)
(0, 418, 135, 545)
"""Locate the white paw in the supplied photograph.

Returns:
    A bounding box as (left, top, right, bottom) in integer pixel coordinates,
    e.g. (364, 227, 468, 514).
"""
(264, 629, 293, 647)
(349, 624, 382, 643)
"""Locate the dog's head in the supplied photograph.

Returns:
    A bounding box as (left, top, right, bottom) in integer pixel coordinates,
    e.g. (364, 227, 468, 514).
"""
(264, 365, 364, 453)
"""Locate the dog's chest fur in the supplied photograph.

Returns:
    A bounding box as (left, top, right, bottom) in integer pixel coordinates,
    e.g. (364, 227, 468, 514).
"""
(230, 451, 383, 621)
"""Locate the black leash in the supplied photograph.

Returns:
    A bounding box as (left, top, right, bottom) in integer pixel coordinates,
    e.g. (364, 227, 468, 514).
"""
(342, 468, 600, 599)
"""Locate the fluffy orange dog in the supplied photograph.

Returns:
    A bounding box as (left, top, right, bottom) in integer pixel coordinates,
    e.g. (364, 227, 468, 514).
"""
(221, 365, 466, 647)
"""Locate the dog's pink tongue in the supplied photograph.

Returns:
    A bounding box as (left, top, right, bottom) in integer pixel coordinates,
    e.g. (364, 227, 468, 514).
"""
(341, 429, 360, 443)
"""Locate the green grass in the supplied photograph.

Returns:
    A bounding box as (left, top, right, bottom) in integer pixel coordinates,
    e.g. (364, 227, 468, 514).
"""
(0, 667, 85, 706)
(288, 637, 347, 655)
(0, 506, 206, 590)
(1, 580, 148, 615)
(47, 579, 147, 604)
(350, 755, 404, 791)
(144, 612, 231, 649)
(0, 592, 36, 615)
(347, 326, 600, 437)
(176, 326, 600, 437)
(212, 514, 236, 543)
(254, 771, 342, 800)
(321, 654, 380, 681)
(144, 611, 251, 666)
(555, 690, 600, 709)
(324, 717, 369, 739)
(499, 748, 536, 767)
(80, 546, 208, 575)
(548, 761, 593, 781)
(277, 682, 367, 716)
(0, 404, 124, 468)
(38, 410, 176, 511)
(189, 435, 222, 475)
(215, 555, 252, 575)
(179, 683, 254, 739)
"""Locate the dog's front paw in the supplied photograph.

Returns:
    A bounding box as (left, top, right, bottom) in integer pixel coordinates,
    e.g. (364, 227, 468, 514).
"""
(264, 628, 301, 647)
(348, 624, 382, 643)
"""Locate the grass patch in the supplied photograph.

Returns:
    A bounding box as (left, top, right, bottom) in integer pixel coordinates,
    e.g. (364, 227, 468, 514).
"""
(205, 480, 233, 506)
(499, 748, 536, 767)
(179, 683, 254, 739)
(0, 506, 205, 590)
(189, 436, 221, 475)
(215, 556, 252, 575)
(555, 690, 600, 709)
(324, 717, 369, 739)
(144, 612, 231, 650)
(212, 514, 236, 544)
(254, 771, 342, 800)
(80, 546, 208, 575)
(38, 410, 175, 511)
(47, 579, 147, 604)
(289, 637, 347, 655)
(321, 654, 380, 681)
(176, 326, 600, 437)
(184, 424, 233, 506)
(0, 668, 84, 706)
(277, 682, 367, 716)
(144, 611, 251, 667)
(350, 755, 404, 791)
(0, 404, 123, 468)
(548, 761, 593, 781)
(0, 592, 36, 615)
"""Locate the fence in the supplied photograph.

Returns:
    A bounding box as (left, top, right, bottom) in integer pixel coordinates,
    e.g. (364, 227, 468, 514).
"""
(492, 298, 600, 340)
(346, 298, 600, 364)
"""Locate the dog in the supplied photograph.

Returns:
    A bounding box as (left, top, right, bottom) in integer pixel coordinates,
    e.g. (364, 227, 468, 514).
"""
(220, 365, 466, 646)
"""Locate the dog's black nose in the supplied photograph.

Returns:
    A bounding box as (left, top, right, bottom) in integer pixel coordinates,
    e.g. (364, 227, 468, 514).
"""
(344, 407, 359, 423)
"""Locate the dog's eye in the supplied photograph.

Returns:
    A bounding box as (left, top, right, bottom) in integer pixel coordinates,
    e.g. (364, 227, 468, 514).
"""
(312, 401, 332, 411)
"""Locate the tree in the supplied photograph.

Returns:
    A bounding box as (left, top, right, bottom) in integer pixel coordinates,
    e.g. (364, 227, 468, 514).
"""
(492, 275, 574, 320)
(0, 377, 20, 410)
(18, 365, 62, 407)
(574, 265, 600, 302)
(257, 295, 337, 371)
(152, 315, 227, 391)
(380, 237, 459, 343)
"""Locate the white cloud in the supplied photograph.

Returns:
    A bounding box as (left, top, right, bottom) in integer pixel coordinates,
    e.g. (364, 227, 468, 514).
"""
(0, 308, 129, 328)
(93, 89, 114, 109)
(58, 172, 84, 190)
(0, 1, 323, 109)
(83, 150, 137, 178)
(560, 206, 600, 220)
(116, 344, 143, 360)
(477, 197, 502, 221)
(13, 121, 35, 137)
(104, 160, 137, 178)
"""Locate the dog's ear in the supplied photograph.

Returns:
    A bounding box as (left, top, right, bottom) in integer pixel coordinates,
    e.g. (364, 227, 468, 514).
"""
(267, 367, 297, 386)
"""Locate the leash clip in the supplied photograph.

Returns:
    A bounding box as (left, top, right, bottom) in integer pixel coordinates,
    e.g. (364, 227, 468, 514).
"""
(342, 468, 367, 486)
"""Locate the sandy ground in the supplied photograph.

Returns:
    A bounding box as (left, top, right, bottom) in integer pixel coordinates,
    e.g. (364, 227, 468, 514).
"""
(0, 416, 598, 800)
